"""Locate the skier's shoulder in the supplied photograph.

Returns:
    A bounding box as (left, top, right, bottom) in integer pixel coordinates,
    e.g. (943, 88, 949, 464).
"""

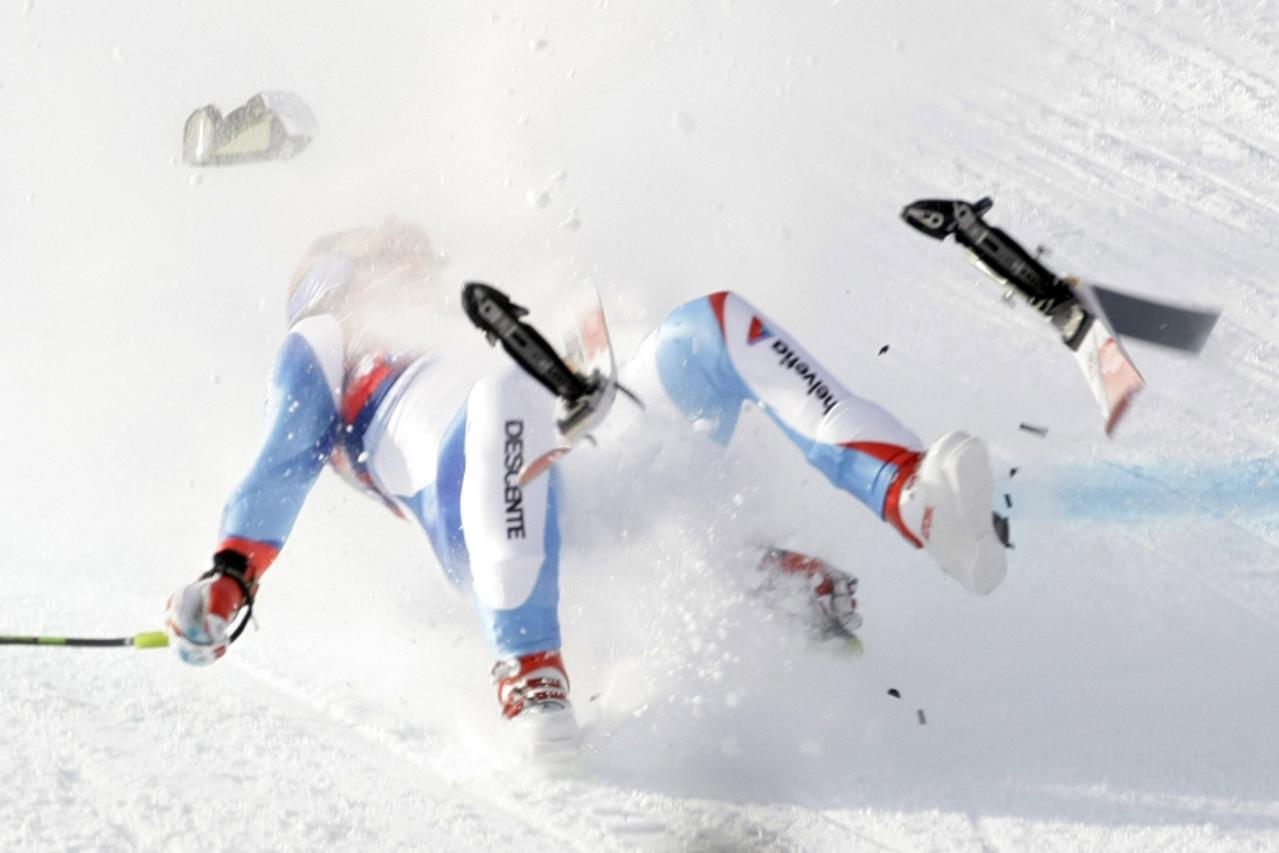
(276, 313, 344, 406)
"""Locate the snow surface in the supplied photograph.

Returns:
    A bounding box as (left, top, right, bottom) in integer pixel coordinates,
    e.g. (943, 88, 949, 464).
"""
(3, 1, 1279, 850)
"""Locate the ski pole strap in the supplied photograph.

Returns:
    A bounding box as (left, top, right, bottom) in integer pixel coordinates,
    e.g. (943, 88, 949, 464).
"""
(461, 282, 592, 401)
(200, 549, 257, 644)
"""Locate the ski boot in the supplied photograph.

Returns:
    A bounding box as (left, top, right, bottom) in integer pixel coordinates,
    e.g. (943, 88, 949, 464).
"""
(493, 650, 580, 761)
(891, 431, 1008, 595)
(760, 547, 864, 654)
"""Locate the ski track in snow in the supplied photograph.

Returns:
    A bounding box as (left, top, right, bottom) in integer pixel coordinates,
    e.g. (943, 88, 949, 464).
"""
(4, 1, 1279, 850)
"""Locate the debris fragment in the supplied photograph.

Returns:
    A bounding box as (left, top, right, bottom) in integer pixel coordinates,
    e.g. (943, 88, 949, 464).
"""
(917, 709, 927, 725)
(887, 688, 901, 698)
(877, 344, 890, 356)
(1019, 422, 1049, 436)
(992, 513, 1012, 548)
(183, 91, 316, 166)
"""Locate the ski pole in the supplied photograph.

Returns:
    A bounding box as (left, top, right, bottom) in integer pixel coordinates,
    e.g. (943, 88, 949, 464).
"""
(0, 631, 169, 649)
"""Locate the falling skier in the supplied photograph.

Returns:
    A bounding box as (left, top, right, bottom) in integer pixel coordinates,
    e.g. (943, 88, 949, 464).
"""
(164, 220, 1009, 757)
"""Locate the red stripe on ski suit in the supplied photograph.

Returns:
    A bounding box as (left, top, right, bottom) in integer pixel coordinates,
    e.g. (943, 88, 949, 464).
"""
(842, 442, 924, 549)
(207, 537, 282, 618)
(707, 291, 730, 337)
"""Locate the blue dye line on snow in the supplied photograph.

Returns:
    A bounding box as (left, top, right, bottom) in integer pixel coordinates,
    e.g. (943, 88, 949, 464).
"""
(1051, 458, 1279, 521)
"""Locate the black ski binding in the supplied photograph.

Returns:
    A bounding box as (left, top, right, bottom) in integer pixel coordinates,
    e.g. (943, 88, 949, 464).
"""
(902, 197, 1090, 348)
(462, 282, 594, 400)
(461, 281, 631, 446)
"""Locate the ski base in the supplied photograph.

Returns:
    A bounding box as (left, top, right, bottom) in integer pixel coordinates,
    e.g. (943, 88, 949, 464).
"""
(1085, 281, 1219, 353)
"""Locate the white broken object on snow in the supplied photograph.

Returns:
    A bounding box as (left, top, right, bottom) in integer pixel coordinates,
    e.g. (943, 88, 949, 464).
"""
(182, 91, 317, 166)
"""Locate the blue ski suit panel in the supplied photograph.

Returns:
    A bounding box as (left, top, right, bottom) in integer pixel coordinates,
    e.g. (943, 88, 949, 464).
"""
(219, 331, 337, 549)
(652, 295, 912, 519)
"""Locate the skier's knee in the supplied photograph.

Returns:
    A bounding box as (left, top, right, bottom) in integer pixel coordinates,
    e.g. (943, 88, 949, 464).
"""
(645, 292, 755, 444)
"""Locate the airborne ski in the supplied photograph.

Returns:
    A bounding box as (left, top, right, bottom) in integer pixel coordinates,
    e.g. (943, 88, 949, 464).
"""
(901, 197, 1154, 434)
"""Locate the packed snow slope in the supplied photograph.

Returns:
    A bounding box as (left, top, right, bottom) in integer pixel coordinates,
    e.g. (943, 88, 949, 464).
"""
(3, 1, 1279, 850)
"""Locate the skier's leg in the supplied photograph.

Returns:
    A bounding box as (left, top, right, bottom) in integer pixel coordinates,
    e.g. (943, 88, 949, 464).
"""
(370, 363, 576, 750)
(626, 290, 1006, 594)
(373, 363, 564, 658)
(628, 290, 923, 529)
(453, 366, 564, 659)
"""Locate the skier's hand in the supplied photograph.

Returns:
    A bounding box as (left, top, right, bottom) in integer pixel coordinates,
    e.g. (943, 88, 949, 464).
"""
(164, 577, 239, 666)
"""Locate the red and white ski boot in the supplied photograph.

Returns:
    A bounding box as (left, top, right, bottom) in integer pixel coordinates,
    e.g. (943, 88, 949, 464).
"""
(493, 650, 579, 761)
(888, 431, 1008, 595)
(760, 548, 864, 653)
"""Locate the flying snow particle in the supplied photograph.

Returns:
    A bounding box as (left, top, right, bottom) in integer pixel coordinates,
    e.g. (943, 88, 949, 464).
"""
(673, 111, 696, 137)
(530, 37, 549, 52)
(799, 738, 823, 756)
(559, 207, 581, 231)
(526, 189, 551, 209)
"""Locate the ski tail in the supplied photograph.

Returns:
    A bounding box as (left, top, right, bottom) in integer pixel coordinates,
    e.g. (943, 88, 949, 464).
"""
(556, 284, 620, 442)
(1070, 282, 1145, 434)
(1081, 280, 1220, 354)
(1067, 307, 1145, 435)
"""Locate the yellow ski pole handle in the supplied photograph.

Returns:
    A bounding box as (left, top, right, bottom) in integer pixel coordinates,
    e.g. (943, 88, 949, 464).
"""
(0, 630, 169, 649)
(131, 631, 170, 649)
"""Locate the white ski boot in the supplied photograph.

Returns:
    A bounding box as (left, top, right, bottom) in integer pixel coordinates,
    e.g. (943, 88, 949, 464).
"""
(493, 650, 580, 762)
(894, 431, 1007, 595)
